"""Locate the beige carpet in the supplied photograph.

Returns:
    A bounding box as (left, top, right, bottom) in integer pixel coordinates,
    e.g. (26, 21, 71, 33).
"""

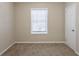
(2, 43, 77, 56)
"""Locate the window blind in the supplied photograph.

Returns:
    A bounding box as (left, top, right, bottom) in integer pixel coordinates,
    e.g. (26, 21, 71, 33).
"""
(31, 8, 48, 34)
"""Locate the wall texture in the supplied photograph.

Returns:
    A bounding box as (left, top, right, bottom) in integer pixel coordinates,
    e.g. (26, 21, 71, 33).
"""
(15, 2, 65, 42)
(0, 3, 15, 54)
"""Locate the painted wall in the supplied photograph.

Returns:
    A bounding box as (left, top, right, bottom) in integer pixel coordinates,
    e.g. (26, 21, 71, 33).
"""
(15, 2, 65, 42)
(0, 3, 15, 54)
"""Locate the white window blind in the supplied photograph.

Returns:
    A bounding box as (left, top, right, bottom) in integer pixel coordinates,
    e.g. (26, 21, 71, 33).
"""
(31, 8, 48, 34)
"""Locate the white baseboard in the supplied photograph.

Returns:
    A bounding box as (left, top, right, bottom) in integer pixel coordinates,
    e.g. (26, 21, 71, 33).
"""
(0, 41, 65, 56)
(1, 41, 79, 56)
(15, 41, 65, 43)
(74, 51, 79, 56)
(0, 41, 16, 56)
(65, 42, 79, 56)
(1, 41, 78, 56)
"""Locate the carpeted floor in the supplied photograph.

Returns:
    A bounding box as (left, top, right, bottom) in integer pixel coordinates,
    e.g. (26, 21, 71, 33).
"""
(2, 43, 77, 56)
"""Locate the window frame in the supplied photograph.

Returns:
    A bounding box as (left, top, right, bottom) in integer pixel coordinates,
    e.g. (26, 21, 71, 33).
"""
(31, 8, 48, 34)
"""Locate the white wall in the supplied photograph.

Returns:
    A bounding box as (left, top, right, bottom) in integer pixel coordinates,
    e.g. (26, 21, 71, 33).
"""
(15, 2, 65, 42)
(0, 2, 15, 55)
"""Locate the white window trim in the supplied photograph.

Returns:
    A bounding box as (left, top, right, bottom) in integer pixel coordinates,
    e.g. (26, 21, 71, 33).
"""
(31, 8, 48, 34)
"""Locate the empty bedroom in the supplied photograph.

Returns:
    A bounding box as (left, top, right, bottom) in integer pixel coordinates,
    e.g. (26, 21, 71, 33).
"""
(0, 2, 79, 56)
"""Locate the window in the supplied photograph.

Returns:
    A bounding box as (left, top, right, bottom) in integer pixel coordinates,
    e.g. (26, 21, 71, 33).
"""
(31, 8, 48, 34)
